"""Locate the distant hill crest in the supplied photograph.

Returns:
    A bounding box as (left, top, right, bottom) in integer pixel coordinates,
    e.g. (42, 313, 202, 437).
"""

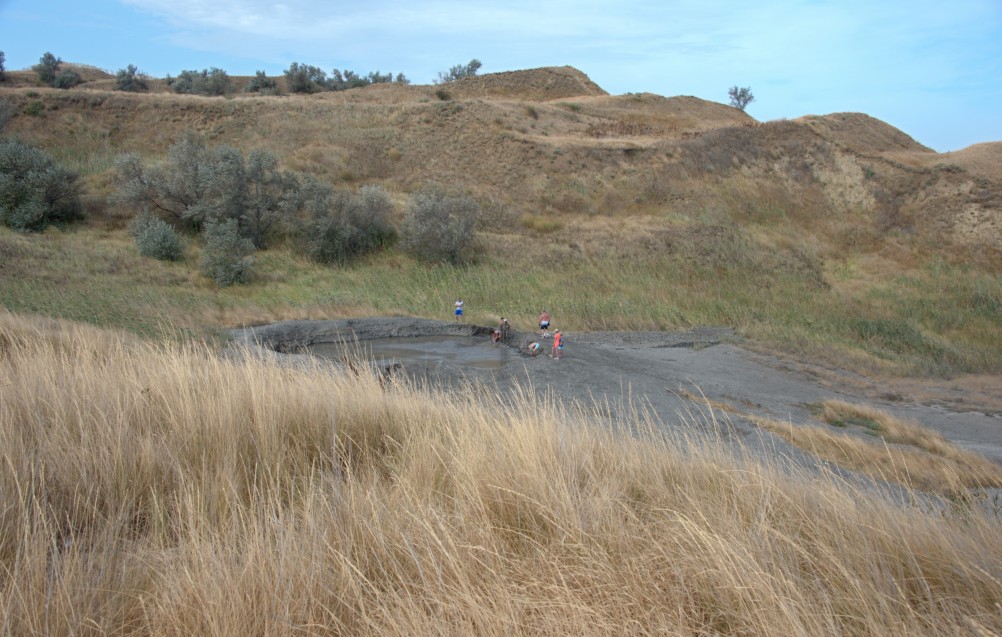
(444, 66, 607, 101)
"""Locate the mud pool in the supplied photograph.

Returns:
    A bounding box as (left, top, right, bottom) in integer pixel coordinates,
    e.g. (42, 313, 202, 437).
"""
(308, 335, 508, 370)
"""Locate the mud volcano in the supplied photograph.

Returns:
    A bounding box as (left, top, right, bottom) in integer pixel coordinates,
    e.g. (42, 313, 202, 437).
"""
(231, 317, 1002, 466)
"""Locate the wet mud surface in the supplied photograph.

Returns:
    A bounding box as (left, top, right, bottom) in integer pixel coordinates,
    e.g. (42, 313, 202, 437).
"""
(232, 317, 1002, 465)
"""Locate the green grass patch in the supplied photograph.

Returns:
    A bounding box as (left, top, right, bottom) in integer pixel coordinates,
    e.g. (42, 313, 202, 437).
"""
(3, 224, 1001, 376)
(519, 214, 562, 233)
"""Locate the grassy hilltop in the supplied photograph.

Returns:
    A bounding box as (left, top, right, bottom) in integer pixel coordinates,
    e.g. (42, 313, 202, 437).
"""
(1, 64, 1002, 635)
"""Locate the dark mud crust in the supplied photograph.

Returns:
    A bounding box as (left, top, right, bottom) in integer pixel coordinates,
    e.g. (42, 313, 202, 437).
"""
(231, 317, 1002, 467)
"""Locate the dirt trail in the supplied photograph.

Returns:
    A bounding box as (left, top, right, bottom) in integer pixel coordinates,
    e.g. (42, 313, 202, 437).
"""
(232, 317, 1002, 465)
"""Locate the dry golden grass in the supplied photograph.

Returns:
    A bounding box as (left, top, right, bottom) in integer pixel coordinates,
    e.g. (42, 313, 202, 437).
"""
(749, 400, 1002, 493)
(2, 310, 1001, 635)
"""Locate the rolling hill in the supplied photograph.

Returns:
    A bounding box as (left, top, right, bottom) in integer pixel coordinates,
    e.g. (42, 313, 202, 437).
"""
(2, 64, 998, 261)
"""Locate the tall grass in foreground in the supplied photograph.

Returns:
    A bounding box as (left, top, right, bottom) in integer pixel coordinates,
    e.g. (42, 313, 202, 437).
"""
(2, 311, 1001, 636)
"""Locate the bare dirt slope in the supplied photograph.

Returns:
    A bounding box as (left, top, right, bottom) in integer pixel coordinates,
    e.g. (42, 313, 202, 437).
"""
(233, 318, 1002, 466)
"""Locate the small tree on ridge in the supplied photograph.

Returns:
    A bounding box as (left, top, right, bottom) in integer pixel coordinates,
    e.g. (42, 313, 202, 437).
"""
(728, 86, 755, 111)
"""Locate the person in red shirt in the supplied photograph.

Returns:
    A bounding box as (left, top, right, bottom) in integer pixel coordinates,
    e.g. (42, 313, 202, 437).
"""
(551, 329, 563, 360)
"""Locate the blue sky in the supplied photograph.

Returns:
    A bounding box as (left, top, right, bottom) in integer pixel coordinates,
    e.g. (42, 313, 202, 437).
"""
(1, 0, 1000, 152)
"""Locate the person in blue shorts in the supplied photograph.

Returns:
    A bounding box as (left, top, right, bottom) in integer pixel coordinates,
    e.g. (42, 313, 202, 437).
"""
(454, 299, 464, 321)
(538, 310, 550, 338)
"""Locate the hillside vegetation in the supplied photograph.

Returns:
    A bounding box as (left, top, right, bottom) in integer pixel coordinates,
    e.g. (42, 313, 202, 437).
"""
(1, 65, 1001, 376)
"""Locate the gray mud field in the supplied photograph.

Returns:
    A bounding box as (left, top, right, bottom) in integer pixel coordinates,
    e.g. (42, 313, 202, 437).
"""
(232, 317, 1002, 466)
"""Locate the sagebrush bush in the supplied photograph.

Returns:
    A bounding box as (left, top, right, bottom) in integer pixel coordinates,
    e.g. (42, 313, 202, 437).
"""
(33, 52, 60, 85)
(435, 58, 482, 84)
(284, 63, 328, 94)
(52, 69, 81, 89)
(128, 211, 185, 261)
(169, 68, 231, 96)
(111, 135, 210, 231)
(0, 139, 82, 231)
(115, 64, 148, 92)
(244, 70, 279, 94)
(236, 148, 300, 248)
(199, 218, 255, 286)
(112, 133, 300, 247)
(400, 187, 478, 264)
(305, 183, 397, 265)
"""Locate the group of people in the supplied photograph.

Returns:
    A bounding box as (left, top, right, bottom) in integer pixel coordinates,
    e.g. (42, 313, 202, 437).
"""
(529, 310, 563, 359)
(490, 317, 510, 344)
(455, 301, 566, 360)
(526, 328, 562, 359)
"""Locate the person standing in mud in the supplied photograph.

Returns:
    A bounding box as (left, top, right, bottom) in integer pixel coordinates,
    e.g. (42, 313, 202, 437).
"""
(538, 310, 551, 338)
(499, 317, 510, 342)
(454, 299, 464, 322)
(551, 329, 563, 360)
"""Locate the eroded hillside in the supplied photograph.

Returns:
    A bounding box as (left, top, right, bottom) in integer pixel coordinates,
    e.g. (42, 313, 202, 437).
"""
(1, 65, 1000, 267)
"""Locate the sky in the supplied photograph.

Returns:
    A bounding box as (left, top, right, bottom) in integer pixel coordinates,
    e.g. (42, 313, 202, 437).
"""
(1, 0, 1000, 152)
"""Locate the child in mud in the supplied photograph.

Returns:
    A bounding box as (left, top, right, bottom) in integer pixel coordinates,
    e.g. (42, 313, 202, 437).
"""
(527, 341, 542, 357)
(551, 329, 563, 360)
(498, 317, 511, 342)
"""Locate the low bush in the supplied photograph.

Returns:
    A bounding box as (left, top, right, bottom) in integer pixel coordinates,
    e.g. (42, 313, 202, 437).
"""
(128, 211, 185, 261)
(115, 64, 148, 92)
(0, 139, 82, 231)
(52, 69, 81, 89)
(245, 71, 279, 95)
(169, 68, 231, 96)
(199, 218, 255, 286)
(22, 101, 44, 117)
(400, 187, 478, 265)
(305, 184, 397, 266)
(435, 59, 482, 84)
